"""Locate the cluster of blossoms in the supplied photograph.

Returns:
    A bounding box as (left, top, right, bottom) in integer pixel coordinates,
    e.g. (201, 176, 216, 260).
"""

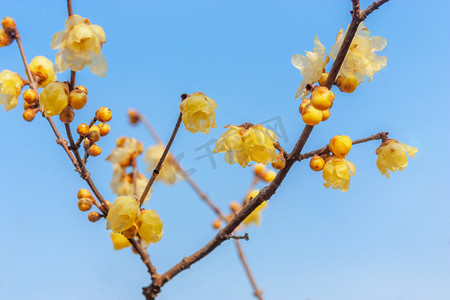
(145, 143, 180, 185)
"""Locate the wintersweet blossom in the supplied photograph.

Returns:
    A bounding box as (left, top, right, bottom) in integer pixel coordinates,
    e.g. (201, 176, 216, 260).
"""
(110, 231, 131, 250)
(51, 15, 107, 77)
(322, 156, 356, 192)
(291, 36, 328, 99)
(213, 124, 277, 167)
(110, 171, 152, 202)
(106, 137, 143, 170)
(376, 139, 418, 178)
(0, 70, 23, 111)
(29, 56, 56, 87)
(106, 196, 141, 233)
(144, 144, 180, 185)
(243, 190, 267, 227)
(330, 22, 387, 84)
(180, 92, 217, 134)
(138, 210, 163, 245)
(39, 81, 69, 116)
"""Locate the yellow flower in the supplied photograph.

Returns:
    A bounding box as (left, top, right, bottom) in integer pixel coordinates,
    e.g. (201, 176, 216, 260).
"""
(39, 81, 69, 116)
(243, 190, 267, 227)
(0, 70, 23, 111)
(138, 210, 163, 245)
(106, 196, 141, 233)
(213, 124, 277, 167)
(51, 15, 107, 77)
(144, 143, 181, 185)
(376, 139, 418, 178)
(29, 56, 57, 87)
(330, 22, 386, 84)
(180, 92, 217, 134)
(329, 135, 352, 158)
(110, 231, 131, 251)
(291, 35, 329, 99)
(106, 137, 143, 170)
(110, 171, 152, 203)
(322, 156, 356, 192)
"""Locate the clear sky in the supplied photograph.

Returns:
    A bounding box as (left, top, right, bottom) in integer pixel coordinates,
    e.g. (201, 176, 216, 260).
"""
(1, 0, 449, 299)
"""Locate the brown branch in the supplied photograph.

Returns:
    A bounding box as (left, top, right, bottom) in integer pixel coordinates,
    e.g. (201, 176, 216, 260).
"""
(139, 111, 183, 206)
(67, 0, 73, 17)
(75, 116, 97, 149)
(298, 131, 389, 161)
(69, 71, 76, 91)
(129, 238, 159, 281)
(362, 0, 390, 20)
(234, 240, 264, 300)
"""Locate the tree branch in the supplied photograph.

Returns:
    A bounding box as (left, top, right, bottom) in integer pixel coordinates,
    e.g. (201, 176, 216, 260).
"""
(234, 239, 264, 300)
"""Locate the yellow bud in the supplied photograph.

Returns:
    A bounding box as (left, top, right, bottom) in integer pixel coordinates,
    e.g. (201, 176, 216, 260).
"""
(69, 89, 87, 110)
(22, 108, 38, 122)
(122, 225, 138, 239)
(230, 201, 241, 213)
(128, 109, 140, 125)
(77, 188, 92, 199)
(39, 81, 69, 116)
(88, 144, 101, 157)
(59, 106, 75, 124)
(98, 123, 110, 136)
(1, 17, 16, 31)
(89, 125, 100, 133)
(0, 29, 13, 47)
(318, 73, 329, 86)
(83, 138, 90, 148)
(311, 86, 334, 111)
(29, 56, 56, 87)
(254, 164, 266, 177)
(212, 219, 222, 230)
(262, 170, 276, 182)
(87, 130, 101, 143)
(299, 99, 310, 115)
(88, 211, 101, 222)
(271, 152, 286, 170)
(336, 75, 358, 93)
(302, 104, 322, 125)
(309, 155, 325, 171)
(75, 85, 88, 95)
(329, 135, 352, 158)
(78, 198, 93, 212)
(23, 89, 37, 104)
(77, 123, 89, 136)
(96, 107, 112, 122)
(322, 109, 331, 121)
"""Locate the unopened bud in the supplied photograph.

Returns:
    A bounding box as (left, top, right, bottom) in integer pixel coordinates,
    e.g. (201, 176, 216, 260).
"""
(262, 170, 276, 182)
(272, 152, 286, 170)
(212, 219, 222, 230)
(311, 86, 334, 111)
(302, 104, 322, 126)
(59, 106, 75, 124)
(318, 73, 329, 86)
(336, 75, 358, 93)
(299, 99, 311, 115)
(78, 198, 93, 211)
(96, 107, 112, 122)
(23, 89, 38, 103)
(77, 123, 89, 136)
(88, 211, 101, 222)
(87, 130, 101, 143)
(254, 164, 265, 177)
(229, 201, 241, 213)
(309, 155, 325, 171)
(69, 88, 87, 110)
(98, 123, 110, 136)
(77, 188, 92, 199)
(1, 17, 16, 32)
(89, 125, 99, 133)
(88, 144, 102, 156)
(22, 108, 38, 121)
(83, 138, 90, 148)
(322, 109, 331, 121)
(0, 29, 12, 47)
(75, 85, 88, 95)
(128, 109, 140, 125)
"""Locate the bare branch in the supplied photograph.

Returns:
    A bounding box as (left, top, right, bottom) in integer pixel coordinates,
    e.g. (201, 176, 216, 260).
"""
(235, 240, 264, 300)
(362, 0, 390, 20)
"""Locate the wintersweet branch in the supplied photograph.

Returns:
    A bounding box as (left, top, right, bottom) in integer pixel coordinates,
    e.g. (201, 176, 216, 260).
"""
(234, 240, 264, 300)
(143, 1, 390, 298)
(298, 132, 389, 161)
(139, 98, 185, 206)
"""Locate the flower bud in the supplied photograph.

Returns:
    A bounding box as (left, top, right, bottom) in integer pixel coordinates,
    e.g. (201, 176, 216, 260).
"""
(0, 29, 12, 47)
(29, 56, 56, 87)
(77, 123, 89, 136)
(96, 107, 112, 122)
(272, 152, 286, 170)
(88, 144, 102, 157)
(23, 89, 38, 104)
(318, 73, 329, 86)
(89, 125, 100, 133)
(336, 75, 358, 93)
(1, 17, 16, 32)
(59, 106, 75, 124)
(78, 198, 93, 211)
(212, 219, 222, 230)
(254, 164, 266, 177)
(311, 86, 334, 111)
(322, 109, 331, 121)
(88, 211, 101, 222)
(39, 81, 69, 116)
(262, 170, 276, 182)
(302, 104, 322, 125)
(309, 154, 325, 171)
(87, 130, 101, 143)
(229, 201, 241, 213)
(299, 99, 310, 115)
(23, 108, 38, 122)
(83, 138, 90, 148)
(122, 225, 138, 239)
(329, 135, 352, 158)
(128, 109, 140, 125)
(69, 88, 87, 110)
(75, 85, 88, 95)
(77, 188, 92, 199)
(98, 123, 110, 136)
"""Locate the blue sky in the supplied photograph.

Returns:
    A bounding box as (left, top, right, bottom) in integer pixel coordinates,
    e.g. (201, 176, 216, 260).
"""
(1, 0, 449, 299)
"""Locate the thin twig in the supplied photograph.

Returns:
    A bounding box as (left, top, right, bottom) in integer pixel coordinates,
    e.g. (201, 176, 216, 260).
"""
(139, 111, 183, 206)
(298, 131, 389, 161)
(75, 116, 97, 149)
(67, 0, 73, 17)
(234, 240, 264, 300)
(242, 176, 259, 206)
(362, 0, 390, 19)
